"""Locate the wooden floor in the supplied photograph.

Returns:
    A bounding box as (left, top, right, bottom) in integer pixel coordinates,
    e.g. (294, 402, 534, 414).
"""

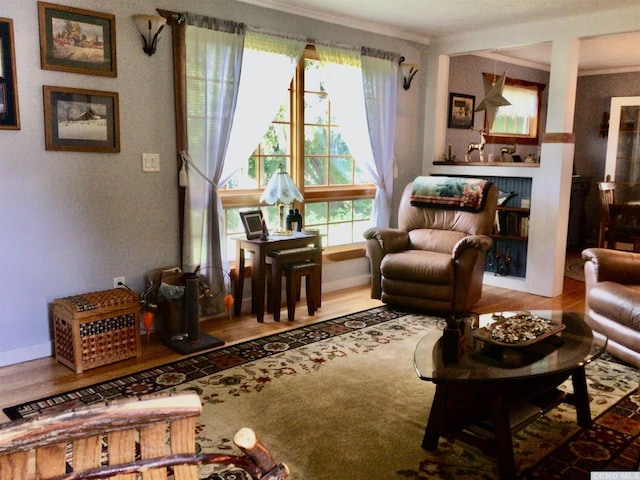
(0, 274, 587, 423)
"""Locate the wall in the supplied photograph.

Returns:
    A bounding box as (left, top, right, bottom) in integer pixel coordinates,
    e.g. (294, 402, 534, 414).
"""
(446, 55, 550, 162)
(0, 0, 425, 366)
(573, 71, 640, 241)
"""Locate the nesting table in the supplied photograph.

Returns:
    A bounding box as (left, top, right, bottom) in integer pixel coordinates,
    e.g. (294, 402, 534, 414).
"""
(233, 231, 322, 322)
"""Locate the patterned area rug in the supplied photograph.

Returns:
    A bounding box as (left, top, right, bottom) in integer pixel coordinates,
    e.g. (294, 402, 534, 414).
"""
(5, 307, 640, 479)
(565, 257, 586, 282)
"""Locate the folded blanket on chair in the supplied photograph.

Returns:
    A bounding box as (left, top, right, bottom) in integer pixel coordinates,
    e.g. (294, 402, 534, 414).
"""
(410, 176, 491, 212)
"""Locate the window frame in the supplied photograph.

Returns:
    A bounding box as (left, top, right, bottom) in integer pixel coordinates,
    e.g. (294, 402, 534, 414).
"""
(483, 73, 545, 146)
(219, 44, 376, 247)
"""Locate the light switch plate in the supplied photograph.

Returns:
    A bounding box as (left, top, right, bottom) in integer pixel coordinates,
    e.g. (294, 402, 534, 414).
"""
(142, 153, 160, 172)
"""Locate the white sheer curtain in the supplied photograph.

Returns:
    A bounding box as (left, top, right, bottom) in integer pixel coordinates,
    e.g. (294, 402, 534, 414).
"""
(360, 49, 400, 227)
(184, 16, 245, 314)
(222, 30, 306, 184)
(184, 20, 305, 314)
(315, 44, 399, 227)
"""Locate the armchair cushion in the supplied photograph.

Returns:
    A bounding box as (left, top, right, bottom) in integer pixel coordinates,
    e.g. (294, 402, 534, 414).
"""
(582, 247, 640, 368)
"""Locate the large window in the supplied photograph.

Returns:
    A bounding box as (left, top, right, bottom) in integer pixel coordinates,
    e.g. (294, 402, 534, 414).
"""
(484, 73, 545, 145)
(222, 46, 375, 251)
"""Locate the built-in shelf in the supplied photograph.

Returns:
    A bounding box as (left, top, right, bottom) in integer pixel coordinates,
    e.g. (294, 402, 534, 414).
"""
(433, 161, 540, 167)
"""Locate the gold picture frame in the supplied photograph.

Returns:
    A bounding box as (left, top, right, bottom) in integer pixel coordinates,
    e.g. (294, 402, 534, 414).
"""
(43, 85, 120, 153)
(38, 2, 117, 77)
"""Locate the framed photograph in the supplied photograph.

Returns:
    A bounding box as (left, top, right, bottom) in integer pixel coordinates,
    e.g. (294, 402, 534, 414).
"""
(240, 210, 267, 240)
(0, 17, 20, 129)
(448, 93, 475, 129)
(38, 2, 117, 77)
(43, 86, 120, 153)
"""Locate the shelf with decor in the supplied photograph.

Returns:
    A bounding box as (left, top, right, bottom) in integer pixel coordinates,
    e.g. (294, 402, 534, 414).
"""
(433, 161, 539, 168)
(483, 177, 532, 279)
(493, 206, 530, 240)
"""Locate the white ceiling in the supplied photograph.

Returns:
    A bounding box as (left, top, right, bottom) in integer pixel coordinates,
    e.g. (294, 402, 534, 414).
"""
(238, 0, 640, 75)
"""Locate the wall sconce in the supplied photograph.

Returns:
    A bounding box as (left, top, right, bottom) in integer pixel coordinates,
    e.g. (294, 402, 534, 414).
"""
(399, 56, 418, 91)
(132, 14, 167, 56)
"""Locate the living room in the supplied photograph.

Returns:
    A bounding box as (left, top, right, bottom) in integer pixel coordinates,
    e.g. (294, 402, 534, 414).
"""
(2, 0, 639, 369)
(2, 1, 640, 477)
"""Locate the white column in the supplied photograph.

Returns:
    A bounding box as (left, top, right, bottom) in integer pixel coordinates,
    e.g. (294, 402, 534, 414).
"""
(529, 36, 579, 296)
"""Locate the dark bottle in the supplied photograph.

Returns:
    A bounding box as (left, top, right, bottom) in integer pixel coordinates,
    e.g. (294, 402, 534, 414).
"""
(286, 209, 295, 231)
(293, 208, 303, 231)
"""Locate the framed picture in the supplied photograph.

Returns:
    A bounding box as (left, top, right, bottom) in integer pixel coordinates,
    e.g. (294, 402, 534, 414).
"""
(43, 86, 120, 153)
(0, 17, 20, 129)
(240, 210, 267, 240)
(38, 2, 117, 77)
(448, 93, 475, 129)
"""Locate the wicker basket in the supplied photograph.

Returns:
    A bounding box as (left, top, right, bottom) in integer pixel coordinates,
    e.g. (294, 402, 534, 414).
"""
(53, 289, 141, 373)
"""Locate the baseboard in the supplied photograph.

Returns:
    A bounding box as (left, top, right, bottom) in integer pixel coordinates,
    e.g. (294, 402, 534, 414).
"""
(1, 276, 372, 368)
(0, 341, 53, 367)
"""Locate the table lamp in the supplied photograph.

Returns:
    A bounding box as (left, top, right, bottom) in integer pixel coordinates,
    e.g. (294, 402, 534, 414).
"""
(259, 165, 303, 234)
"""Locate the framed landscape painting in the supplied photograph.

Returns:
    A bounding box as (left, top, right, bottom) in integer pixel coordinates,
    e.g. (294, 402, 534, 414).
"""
(43, 86, 120, 153)
(38, 2, 117, 77)
(0, 17, 20, 129)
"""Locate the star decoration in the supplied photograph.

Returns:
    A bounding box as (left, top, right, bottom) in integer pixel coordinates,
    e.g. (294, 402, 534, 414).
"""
(475, 71, 511, 129)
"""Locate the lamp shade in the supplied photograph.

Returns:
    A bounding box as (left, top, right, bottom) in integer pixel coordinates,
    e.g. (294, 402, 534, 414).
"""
(132, 14, 167, 55)
(259, 167, 304, 205)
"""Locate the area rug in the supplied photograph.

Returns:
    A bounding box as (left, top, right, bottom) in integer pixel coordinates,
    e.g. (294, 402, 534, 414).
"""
(5, 307, 640, 479)
(565, 257, 586, 282)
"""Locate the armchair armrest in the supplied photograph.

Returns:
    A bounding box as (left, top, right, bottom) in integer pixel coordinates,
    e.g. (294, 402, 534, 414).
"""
(582, 247, 640, 287)
(363, 227, 410, 254)
(363, 227, 410, 300)
(452, 234, 494, 259)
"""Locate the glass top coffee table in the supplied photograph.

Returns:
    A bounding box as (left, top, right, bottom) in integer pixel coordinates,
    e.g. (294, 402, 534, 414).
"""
(413, 310, 606, 479)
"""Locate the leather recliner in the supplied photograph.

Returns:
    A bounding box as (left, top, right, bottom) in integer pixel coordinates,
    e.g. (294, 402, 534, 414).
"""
(364, 179, 498, 315)
(582, 247, 640, 368)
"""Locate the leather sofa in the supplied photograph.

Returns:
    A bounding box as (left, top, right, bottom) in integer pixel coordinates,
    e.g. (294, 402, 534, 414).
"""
(582, 247, 640, 368)
(364, 178, 497, 316)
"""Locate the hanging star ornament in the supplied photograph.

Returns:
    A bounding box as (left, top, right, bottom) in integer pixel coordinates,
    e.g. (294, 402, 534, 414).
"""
(475, 71, 511, 129)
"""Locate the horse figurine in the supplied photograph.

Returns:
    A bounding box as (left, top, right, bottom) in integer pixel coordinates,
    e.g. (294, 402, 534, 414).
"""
(465, 128, 486, 162)
(500, 142, 518, 161)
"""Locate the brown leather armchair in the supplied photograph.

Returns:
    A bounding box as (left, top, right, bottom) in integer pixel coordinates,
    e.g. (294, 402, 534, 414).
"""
(582, 247, 640, 368)
(364, 178, 498, 315)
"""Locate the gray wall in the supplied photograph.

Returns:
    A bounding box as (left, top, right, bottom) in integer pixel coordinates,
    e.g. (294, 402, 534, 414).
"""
(0, 0, 425, 365)
(446, 55, 550, 162)
(573, 71, 640, 240)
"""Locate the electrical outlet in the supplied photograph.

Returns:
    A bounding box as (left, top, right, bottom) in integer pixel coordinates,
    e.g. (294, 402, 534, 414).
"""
(113, 276, 126, 289)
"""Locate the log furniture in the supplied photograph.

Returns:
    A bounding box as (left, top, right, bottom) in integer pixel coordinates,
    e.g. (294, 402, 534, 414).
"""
(0, 392, 289, 480)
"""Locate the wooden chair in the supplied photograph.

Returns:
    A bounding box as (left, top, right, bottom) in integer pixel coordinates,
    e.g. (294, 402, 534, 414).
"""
(597, 181, 616, 248)
(597, 181, 640, 250)
(0, 392, 289, 480)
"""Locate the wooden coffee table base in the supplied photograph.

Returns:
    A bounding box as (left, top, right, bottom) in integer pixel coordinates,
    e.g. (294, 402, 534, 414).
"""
(422, 365, 591, 479)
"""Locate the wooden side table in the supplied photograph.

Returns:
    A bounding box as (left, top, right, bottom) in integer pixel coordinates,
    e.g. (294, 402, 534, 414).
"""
(233, 232, 322, 322)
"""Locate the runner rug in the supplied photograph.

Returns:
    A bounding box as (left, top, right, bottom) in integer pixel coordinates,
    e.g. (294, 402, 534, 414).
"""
(4, 306, 640, 479)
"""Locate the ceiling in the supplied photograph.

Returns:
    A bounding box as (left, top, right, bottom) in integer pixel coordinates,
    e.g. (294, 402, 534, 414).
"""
(238, 0, 640, 75)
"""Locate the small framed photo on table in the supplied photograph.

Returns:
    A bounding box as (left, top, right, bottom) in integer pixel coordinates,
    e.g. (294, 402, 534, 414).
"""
(448, 93, 475, 129)
(240, 210, 267, 239)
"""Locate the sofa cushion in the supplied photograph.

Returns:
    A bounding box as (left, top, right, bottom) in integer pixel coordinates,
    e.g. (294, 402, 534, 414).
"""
(588, 281, 640, 331)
